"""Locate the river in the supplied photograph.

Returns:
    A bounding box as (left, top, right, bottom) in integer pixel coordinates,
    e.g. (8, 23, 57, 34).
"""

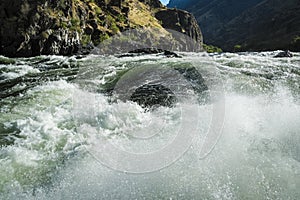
(0, 51, 299, 199)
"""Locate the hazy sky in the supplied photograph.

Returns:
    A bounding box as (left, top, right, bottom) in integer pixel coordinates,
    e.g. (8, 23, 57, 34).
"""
(160, 0, 170, 5)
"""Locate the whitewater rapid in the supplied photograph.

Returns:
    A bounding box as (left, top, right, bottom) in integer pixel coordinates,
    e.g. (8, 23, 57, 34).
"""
(0, 51, 299, 199)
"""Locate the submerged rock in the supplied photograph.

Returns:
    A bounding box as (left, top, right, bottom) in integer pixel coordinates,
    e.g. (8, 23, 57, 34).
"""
(103, 64, 208, 109)
(127, 66, 208, 108)
(274, 50, 293, 58)
(130, 84, 177, 108)
(117, 48, 181, 58)
(129, 48, 167, 54)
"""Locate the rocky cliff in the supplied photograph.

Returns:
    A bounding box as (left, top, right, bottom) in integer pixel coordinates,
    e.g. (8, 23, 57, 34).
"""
(155, 8, 202, 46)
(0, 0, 203, 57)
(168, 0, 300, 52)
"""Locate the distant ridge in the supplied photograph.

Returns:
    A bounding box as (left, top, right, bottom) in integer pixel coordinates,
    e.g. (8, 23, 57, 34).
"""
(168, 0, 300, 51)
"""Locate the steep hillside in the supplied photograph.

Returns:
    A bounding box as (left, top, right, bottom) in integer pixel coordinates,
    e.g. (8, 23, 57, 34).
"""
(0, 0, 203, 57)
(168, 0, 300, 51)
(215, 0, 300, 51)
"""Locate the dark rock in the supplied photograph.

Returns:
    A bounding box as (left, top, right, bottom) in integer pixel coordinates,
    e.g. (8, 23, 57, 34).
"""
(130, 84, 177, 108)
(87, 19, 98, 31)
(164, 50, 181, 58)
(84, 25, 94, 35)
(128, 66, 209, 108)
(102, 65, 208, 108)
(108, 6, 122, 16)
(129, 48, 163, 54)
(121, 6, 130, 14)
(274, 50, 293, 58)
(174, 66, 208, 102)
(107, 0, 123, 8)
(118, 48, 181, 58)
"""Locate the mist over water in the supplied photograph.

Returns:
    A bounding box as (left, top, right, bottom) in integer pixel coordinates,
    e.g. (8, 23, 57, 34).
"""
(0, 52, 300, 199)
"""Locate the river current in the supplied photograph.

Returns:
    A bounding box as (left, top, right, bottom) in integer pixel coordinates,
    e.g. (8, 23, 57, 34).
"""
(0, 51, 299, 199)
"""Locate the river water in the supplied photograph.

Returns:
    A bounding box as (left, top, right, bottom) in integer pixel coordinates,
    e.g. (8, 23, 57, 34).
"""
(0, 51, 299, 199)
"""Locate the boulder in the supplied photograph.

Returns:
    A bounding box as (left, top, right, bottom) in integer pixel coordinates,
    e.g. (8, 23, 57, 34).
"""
(274, 50, 293, 58)
(128, 66, 209, 108)
(130, 84, 177, 108)
(126, 48, 181, 57)
(101, 65, 208, 108)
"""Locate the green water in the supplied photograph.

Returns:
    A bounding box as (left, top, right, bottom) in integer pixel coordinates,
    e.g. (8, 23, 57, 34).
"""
(0, 52, 300, 199)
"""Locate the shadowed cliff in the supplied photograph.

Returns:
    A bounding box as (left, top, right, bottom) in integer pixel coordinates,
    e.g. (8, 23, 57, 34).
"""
(168, 0, 300, 52)
(0, 0, 203, 57)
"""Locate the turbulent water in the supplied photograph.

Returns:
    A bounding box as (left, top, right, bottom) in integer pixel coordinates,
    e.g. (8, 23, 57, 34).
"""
(0, 51, 299, 199)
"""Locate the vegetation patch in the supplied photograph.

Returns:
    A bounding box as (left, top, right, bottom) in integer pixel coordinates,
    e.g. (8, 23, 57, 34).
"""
(203, 44, 223, 53)
(233, 44, 242, 52)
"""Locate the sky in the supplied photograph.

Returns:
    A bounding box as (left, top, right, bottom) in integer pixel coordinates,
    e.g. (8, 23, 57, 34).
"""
(160, 0, 170, 5)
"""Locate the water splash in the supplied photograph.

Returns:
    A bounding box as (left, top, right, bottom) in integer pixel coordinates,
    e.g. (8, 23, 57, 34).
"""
(0, 52, 299, 199)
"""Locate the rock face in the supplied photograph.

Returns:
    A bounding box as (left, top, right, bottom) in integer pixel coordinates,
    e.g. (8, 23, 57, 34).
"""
(138, 0, 163, 8)
(0, 0, 84, 57)
(168, 0, 300, 52)
(0, 0, 203, 57)
(155, 8, 203, 47)
(130, 84, 177, 108)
